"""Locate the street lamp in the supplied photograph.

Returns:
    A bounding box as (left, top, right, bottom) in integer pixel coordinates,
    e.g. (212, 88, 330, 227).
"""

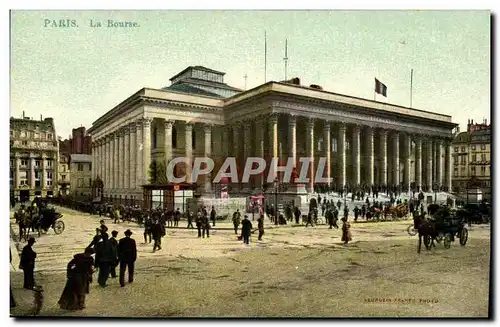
(273, 177, 287, 225)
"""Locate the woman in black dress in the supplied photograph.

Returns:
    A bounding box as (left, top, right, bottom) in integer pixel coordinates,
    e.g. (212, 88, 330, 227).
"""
(58, 248, 94, 311)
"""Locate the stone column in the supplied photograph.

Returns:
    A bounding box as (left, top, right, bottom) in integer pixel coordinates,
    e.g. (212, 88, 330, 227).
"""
(323, 122, 331, 186)
(164, 120, 174, 166)
(268, 114, 279, 180)
(184, 123, 193, 183)
(15, 154, 20, 188)
(107, 136, 112, 190)
(41, 154, 47, 190)
(415, 137, 422, 192)
(338, 122, 346, 189)
(242, 123, 253, 190)
(436, 140, 443, 188)
(124, 126, 130, 190)
(403, 133, 411, 191)
(445, 141, 452, 192)
(142, 118, 152, 185)
(121, 129, 127, 190)
(114, 132, 120, 190)
(135, 120, 143, 192)
(30, 155, 36, 189)
(204, 124, 212, 193)
(288, 115, 297, 168)
(426, 139, 433, 191)
(223, 126, 230, 157)
(232, 124, 241, 191)
(352, 125, 361, 186)
(432, 141, 437, 183)
(255, 118, 265, 191)
(91, 143, 96, 180)
(306, 118, 315, 192)
(365, 127, 374, 186)
(129, 124, 136, 190)
(105, 137, 109, 189)
(392, 132, 400, 186)
(379, 130, 387, 186)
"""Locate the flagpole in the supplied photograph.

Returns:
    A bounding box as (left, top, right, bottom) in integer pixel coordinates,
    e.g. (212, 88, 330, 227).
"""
(264, 31, 267, 83)
(410, 68, 413, 108)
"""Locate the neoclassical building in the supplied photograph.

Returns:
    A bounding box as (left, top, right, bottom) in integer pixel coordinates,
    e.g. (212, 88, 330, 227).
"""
(88, 66, 457, 205)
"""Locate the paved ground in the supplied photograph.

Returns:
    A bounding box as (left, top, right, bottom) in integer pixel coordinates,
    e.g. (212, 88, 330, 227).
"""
(10, 206, 490, 318)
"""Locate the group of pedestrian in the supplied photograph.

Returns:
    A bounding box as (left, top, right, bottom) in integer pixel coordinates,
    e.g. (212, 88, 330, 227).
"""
(55, 221, 137, 311)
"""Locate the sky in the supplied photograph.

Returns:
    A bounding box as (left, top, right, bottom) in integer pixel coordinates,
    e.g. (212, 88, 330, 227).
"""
(10, 10, 490, 139)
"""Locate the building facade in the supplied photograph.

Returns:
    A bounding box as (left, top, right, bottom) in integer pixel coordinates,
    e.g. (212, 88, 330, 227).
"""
(59, 126, 92, 155)
(452, 119, 491, 196)
(58, 154, 71, 195)
(69, 154, 93, 198)
(10, 115, 59, 201)
(88, 66, 457, 205)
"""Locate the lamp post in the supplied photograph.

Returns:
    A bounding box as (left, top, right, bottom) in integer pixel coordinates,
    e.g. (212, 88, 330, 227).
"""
(273, 177, 287, 225)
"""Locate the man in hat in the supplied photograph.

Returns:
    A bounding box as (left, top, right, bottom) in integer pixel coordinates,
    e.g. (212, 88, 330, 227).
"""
(118, 229, 137, 287)
(99, 220, 108, 234)
(109, 231, 119, 278)
(95, 232, 115, 287)
(241, 215, 253, 245)
(20, 237, 37, 289)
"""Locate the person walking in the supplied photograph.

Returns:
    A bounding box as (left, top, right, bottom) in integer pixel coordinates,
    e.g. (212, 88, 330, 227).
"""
(118, 229, 137, 287)
(151, 220, 164, 252)
(186, 210, 194, 229)
(232, 209, 241, 235)
(241, 215, 253, 245)
(109, 231, 119, 278)
(202, 215, 210, 238)
(196, 212, 203, 238)
(341, 217, 352, 245)
(58, 248, 94, 311)
(20, 237, 37, 289)
(96, 233, 115, 287)
(174, 208, 181, 227)
(257, 215, 264, 241)
(210, 206, 216, 227)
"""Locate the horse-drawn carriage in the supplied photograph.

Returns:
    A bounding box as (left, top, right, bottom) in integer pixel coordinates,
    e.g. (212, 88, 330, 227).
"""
(15, 205, 65, 241)
(408, 206, 468, 252)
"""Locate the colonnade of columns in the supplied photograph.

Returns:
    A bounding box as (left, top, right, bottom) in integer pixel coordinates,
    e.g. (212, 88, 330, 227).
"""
(227, 113, 453, 193)
(91, 113, 453, 199)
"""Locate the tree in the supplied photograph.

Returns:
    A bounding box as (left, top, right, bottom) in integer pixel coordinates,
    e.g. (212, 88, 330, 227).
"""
(149, 160, 168, 184)
(149, 161, 158, 184)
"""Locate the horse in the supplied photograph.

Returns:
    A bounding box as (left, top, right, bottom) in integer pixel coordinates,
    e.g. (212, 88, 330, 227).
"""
(15, 210, 29, 242)
(414, 213, 438, 254)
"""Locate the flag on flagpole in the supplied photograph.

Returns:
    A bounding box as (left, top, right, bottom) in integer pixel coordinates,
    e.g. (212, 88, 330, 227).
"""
(374, 78, 388, 97)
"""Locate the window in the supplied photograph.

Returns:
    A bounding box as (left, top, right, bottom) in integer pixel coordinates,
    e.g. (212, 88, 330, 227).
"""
(62, 165, 66, 172)
(22, 141, 27, 146)
(461, 146, 466, 152)
(10, 159, 13, 167)
(460, 156, 466, 165)
(481, 144, 486, 150)
(47, 133, 53, 140)
(172, 126, 177, 148)
(47, 180, 52, 186)
(34, 133, 39, 139)
(454, 167, 459, 177)
(332, 138, 337, 152)
(47, 171, 53, 179)
(77, 178, 84, 188)
(21, 159, 28, 166)
(78, 163, 83, 171)
(61, 174, 66, 181)
(481, 166, 486, 176)
(481, 154, 486, 161)
(471, 145, 476, 150)
(21, 131, 26, 138)
(472, 154, 477, 162)
(47, 160, 53, 167)
(35, 160, 41, 167)
(471, 166, 476, 176)
(192, 129, 196, 149)
(89, 163, 92, 171)
(152, 189, 164, 209)
(34, 171, 41, 179)
(453, 157, 458, 165)
(454, 147, 459, 152)
(460, 167, 466, 176)
(89, 178, 92, 187)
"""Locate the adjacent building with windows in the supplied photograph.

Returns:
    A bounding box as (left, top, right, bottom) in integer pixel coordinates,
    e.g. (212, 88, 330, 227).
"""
(58, 154, 71, 195)
(69, 154, 93, 198)
(451, 119, 491, 196)
(10, 114, 59, 201)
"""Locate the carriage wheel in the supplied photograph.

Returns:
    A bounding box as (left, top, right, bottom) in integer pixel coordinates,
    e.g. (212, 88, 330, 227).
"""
(443, 234, 452, 249)
(435, 233, 443, 243)
(407, 225, 417, 236)
(53, 221, 65, 234)
(459, 228, 468, 246)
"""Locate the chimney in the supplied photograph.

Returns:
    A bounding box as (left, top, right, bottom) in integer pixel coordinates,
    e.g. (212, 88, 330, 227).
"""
(40, 114, 42, 121)
(22, 111, 25, 119)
